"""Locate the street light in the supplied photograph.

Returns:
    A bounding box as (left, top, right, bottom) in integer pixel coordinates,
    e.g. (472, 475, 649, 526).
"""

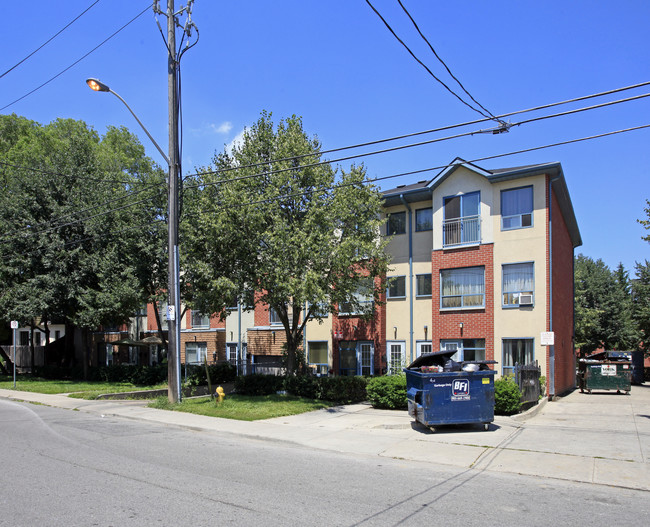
(86, 79, 169, 166)
(86, 77, 182, 403)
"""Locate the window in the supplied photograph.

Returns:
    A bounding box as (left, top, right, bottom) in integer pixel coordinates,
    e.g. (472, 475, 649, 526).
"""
(416, 341, 432, 357)
(34, 332, 42, 346)
(503, 262, 534, 307)
(387, 276, 406, 299)
(441, 339, 486, 362)
(269, 307, 282, 325)
(19, 331, 29, 345)
(308, 341, 329, 375)
(502, 338, 534, 375)
(416, 274, 432, 296)
(308, 302, 329, 319)
(440, 267, 485, 309)
(443, 192, 480, 246)
(387, 211, 406, 235)
(501, 186, 533, 230)
(415, 207, 432, 232)
(191, 311, 209, 328)
(227, 343, 238, 364)
(339, 278, 374, 315)
(185, 342, 207, 364)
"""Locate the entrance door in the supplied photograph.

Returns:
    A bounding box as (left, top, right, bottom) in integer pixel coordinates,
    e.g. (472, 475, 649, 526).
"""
(358, 342, 374, 376)
(387, 342, 405, 374)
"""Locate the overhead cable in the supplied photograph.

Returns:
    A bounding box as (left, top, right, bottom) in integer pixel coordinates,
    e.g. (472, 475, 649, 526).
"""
(0, 3, 152, 112)
(0, 0, 102, 79)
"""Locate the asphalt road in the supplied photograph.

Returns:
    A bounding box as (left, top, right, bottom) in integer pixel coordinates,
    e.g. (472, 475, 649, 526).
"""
(1, 399, 646, 527)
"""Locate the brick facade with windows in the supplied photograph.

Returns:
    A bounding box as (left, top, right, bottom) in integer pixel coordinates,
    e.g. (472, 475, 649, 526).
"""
(431, 244, 495, 360)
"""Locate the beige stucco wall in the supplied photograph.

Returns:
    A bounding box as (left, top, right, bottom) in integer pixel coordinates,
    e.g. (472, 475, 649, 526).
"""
(384, 198, 434, 362)
(225, 307, 255, 345)
(432, 167, 495, 250)
(491, 175, 548, 378)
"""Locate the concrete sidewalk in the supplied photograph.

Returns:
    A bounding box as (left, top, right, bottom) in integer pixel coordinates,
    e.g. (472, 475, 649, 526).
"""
(1, 384, 648, 491)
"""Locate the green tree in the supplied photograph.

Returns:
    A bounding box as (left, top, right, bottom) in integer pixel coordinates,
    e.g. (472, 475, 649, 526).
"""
(638, 199, 650, 243)
(183, 112, 390, 374)
(0, 115, 166, 369)
(633, 260, 650, 350)
(574, 255, 638, 355)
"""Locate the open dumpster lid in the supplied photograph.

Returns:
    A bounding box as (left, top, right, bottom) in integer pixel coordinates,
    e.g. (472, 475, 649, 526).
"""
(582, 350, 631, 362)
(407, 351, 496, 370)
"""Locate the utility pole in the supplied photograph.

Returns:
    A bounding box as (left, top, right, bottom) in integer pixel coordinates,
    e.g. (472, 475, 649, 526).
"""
(152, 0, 196, 403)
(166, 0, 181, 403)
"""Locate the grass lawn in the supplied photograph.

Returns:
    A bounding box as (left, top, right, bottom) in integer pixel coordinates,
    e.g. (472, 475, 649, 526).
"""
(149, 393, 334, 421)
(0, 374, 166, 399)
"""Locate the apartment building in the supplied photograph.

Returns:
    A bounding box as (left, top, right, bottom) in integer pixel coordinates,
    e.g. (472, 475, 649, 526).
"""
(380, 158, 581, 396)
(115, 157, 580, 396)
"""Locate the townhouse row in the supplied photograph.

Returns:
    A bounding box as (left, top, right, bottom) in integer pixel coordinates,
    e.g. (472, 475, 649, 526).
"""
(16, 158, 582, 397)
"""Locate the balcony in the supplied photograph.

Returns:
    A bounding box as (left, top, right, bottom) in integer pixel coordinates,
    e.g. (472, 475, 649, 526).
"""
(443, 215, 481, 247)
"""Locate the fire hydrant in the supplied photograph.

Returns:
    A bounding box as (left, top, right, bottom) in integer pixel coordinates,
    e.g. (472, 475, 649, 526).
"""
(215, 386, 225, 403)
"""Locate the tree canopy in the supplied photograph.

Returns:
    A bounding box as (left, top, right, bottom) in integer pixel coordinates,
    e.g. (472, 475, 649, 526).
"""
(0, 114, 166, 360)
(574, 254, 639, 354)
(183, 112, 390, 373)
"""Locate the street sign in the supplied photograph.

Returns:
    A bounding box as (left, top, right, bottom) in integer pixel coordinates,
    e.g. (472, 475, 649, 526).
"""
(10, 320, 18, 329)
(541, 331, 555, 346)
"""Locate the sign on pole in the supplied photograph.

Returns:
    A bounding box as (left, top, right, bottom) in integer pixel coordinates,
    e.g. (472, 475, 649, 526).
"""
(10, 320, 18, 329)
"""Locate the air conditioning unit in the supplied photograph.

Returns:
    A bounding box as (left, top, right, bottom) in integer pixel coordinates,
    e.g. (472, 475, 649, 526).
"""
(519, 294, 533, 305)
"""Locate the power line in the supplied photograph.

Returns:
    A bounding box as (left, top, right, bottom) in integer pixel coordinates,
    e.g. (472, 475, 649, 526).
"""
(183, 80, 650, 181)
(193, 124, 650, 215)
(396, 0, 499, 123)
(0, 184, 164, 243)
(0, 0, 102, 80)
(364, 0, 499, 123)
(184, 91, 650, 190)
(0, 3, 152, 112)
(0, 160, 162, 186)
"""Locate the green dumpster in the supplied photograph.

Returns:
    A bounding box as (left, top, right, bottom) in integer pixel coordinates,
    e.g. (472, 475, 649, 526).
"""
(578, 351, 631, 394)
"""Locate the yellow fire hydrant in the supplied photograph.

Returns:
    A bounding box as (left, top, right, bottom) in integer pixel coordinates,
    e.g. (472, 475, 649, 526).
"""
(215, 386, 225, 403)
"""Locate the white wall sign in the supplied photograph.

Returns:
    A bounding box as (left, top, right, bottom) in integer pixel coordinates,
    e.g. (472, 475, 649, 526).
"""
(541, 332, 555, 346)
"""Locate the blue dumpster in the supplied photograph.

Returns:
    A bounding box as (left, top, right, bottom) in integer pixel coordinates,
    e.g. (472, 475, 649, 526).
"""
(405, 351, 496, 430)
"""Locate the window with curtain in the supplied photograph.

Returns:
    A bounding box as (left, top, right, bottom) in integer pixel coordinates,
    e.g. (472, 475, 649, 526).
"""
(502, 262, 534, 306)
(501, 186, 533, 230)
(440, 267, 485, 309)
(502, 338, 534, 375)
(191, 311, 209, 328)
(338, 278, 374, 315)
(185, 342, 207, 364)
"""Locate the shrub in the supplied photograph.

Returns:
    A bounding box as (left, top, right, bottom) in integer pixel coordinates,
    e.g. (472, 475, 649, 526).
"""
(366, 375, 407, 409)
(539, 375, 546, 397)
(283, 375, 319, 399)
(183, 362, 237, 388)
(317, 376, 367, 404)
(234, 374, 284, 395)
(494, 376, 522, 415)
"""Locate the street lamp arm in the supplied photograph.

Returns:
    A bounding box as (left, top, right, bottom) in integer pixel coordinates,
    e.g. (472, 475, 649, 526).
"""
(86, 78, 170, 167)
(106, 89, 171, 167)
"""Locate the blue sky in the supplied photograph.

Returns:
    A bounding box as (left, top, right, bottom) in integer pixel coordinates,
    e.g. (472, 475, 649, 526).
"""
(2, 1, 649, 274)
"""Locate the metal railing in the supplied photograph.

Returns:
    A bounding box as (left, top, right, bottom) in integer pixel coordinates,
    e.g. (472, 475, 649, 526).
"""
(514, 360, 541, 405)
(443, 215, 481, 247)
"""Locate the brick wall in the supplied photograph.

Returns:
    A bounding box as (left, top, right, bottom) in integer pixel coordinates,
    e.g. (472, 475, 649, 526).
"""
(431, 244, 495, 360)
(550, 180, 576, 395)
(247, 328, 287, 356)
(332, 276, 387, 374)
(179, 330, 226, 363)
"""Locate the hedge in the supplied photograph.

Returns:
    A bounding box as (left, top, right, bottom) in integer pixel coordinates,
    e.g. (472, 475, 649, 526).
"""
(366, 375, 407, 409)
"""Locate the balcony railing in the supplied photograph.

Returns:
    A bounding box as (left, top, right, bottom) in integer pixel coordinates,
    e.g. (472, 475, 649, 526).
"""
(443, 215, 481, 247)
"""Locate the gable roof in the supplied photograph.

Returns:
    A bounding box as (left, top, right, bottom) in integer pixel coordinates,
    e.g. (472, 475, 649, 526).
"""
(382, 157, 582, 247)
